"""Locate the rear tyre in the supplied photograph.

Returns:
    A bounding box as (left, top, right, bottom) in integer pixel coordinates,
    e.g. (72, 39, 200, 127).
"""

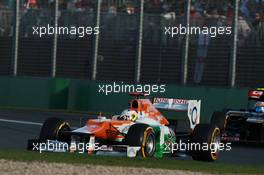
(125, 124, 156, 158)
(168, 119, 178, 134)
(39, 118, 71, 143)
(191, 124, 221, 161)
(211, 111, 226, 131)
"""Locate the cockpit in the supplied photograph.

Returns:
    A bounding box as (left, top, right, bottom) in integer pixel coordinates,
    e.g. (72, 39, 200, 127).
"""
(112, 109, 139, 121)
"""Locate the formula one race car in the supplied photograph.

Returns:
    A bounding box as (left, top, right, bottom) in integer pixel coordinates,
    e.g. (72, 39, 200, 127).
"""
(211, 88, 264, 144)
(28, 93, 221, 161)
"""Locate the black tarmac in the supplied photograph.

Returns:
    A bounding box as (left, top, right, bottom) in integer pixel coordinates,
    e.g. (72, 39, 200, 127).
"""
(0, 109, 263, 165)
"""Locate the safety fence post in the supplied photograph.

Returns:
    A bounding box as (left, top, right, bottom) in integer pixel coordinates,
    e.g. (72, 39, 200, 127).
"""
(91, 0, 102, 80)
(135, 0, 144, 83)
(229, 0, 239, 87)
(51, 0, 59, 77)
(181, 0, 191, 85)
(12, 0, 20, 76)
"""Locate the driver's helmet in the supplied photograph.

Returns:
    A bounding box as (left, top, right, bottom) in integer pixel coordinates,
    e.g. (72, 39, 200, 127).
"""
(119, 109, 138, 121)
(255, 101, 264, 113)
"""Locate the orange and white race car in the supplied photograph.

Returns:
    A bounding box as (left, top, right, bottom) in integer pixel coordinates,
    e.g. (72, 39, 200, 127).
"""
(28, 93, 221, 161)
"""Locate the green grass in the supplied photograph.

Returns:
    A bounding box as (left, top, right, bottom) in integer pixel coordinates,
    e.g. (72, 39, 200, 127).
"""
(0, 150, 263, 174)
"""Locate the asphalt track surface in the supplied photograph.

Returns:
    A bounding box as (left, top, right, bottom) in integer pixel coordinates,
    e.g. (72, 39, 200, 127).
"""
(0, 109, 263, 166)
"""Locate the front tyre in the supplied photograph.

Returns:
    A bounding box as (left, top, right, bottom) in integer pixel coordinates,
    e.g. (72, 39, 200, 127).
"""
(39, 118, 71, 143)
(191, 124, 221, 161)
(125, 124, 156, 158)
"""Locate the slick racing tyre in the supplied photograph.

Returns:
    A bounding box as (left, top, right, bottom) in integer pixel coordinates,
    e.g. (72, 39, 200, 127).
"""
(125, 124, 156, 158)
(211, 111, 227, 131)
(39, 118, 71, 143)
(191, 124, 221, 161)
(168, 119, 178, 135)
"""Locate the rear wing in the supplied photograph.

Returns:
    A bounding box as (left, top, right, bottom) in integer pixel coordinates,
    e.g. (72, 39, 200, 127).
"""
(248, 89, 264, 101)
(153, 98, 201, 129)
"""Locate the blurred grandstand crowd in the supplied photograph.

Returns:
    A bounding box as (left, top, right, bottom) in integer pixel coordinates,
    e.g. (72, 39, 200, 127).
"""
(0, 1, 264, 87)
(0, 0, 263, 44)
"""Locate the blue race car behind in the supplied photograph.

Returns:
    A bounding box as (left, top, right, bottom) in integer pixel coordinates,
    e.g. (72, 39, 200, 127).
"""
(211, 88, 264, 144)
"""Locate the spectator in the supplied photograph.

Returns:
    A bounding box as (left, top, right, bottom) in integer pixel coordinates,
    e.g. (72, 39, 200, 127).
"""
(255, 0, 264, 11)
(194, 0, 205, 16)
(252, 12, 262, 29)
(106, 5, 117, 18)
(238, 15, 251, 44)
(0, 11, 3, 36)
(145, 0, 162, 13)
(80, 0, 91, 11)
(252, 13, 264, 42)
(126, 5, 135, 15)
(161, 1, 170, 13)
(59, 0, 67, 9)
(193, 22, 210, 84)
(102, 5, 118, 43)
(190, 5, 199, 18)
(75, 0, 84, 11)
(226, 2, 234, 26)
(240, 0, 250, 18)
(174, 0, 185, 16)
(26, 0, 38, 9)
(66, 0, 76, 11)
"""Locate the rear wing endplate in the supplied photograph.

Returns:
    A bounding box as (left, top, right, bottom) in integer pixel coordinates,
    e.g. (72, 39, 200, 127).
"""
(153, 98, 201, 129)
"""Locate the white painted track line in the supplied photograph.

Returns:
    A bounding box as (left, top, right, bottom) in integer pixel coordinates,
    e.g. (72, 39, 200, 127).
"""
(0, 118, 42, 126)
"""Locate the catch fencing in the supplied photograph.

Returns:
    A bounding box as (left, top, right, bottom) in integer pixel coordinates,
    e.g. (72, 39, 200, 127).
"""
(0, 0, 264, 88)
